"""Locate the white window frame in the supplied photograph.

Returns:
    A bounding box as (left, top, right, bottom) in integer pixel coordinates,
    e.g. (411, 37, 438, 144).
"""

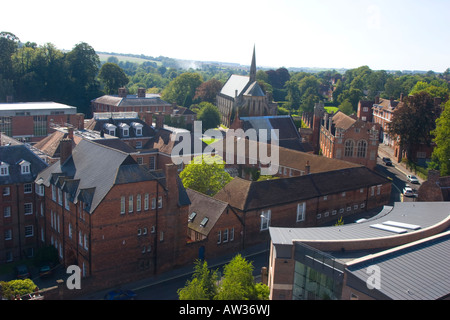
(120, 196, 126, 214)
(24, 183, 32, 194)
(24, 225, 34, 237)
(4, 206, 11, 218)
(24, 203, 33, 215)
(260, 210, 271, 231)
(297, 202, 306, 222)
(144, 193, 149, 210)
(136, 194, 141, 212)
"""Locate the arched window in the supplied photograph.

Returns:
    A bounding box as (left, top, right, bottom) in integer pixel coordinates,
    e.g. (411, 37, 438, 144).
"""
(344, 140, 354, 157)
(357, 140, 367, 158)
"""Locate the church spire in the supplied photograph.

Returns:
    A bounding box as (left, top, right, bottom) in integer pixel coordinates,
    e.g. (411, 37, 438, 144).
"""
(250, 45, 256, 83)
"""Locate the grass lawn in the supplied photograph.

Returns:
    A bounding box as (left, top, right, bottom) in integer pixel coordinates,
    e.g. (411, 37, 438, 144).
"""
(324, 106, 339, 114)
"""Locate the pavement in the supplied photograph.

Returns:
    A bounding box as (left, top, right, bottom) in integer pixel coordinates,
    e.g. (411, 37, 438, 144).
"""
(377, 143, 425, 184)
(77, 242, 270, 300)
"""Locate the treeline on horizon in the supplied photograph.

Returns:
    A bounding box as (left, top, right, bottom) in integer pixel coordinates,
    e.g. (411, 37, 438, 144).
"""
(1, 31, 450, 118)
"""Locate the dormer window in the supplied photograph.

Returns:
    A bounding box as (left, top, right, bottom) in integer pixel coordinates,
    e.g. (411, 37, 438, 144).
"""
(119, 123, 130, 137)
(131, 122, 143, 136)
(0, 162, 9, 176)
(19, 160, 31, 175)
(104, 123, 116, 136)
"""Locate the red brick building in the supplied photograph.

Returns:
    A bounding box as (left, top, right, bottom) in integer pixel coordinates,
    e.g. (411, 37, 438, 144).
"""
(185, 189, 243, 261)
(34, 139, 191, 289)
(319, 111, 380, 170)
(0, 102, 84, 143)
(0, 141, 48, 264)
(91, 88, 173, 116)
(214, 166, 391, 248)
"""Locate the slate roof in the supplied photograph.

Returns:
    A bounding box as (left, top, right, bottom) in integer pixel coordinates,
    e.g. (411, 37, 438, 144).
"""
(84, 117, 157, 139)
(0, 144, 48, 185)
(35, 139, 160, 214)
(346, 230, 450, 300)
(220, 75, 251, 98)
(186, 188, 228, 236)
(214, 166, 389, 211)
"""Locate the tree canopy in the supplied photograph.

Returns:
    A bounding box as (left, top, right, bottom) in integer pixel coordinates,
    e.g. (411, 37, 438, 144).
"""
(197, 102, 221, 132)
(430, 100, 450, 175)
(179, 155, 232, 196)
(388, 92, 439, 161)
(98, 62, 129, 95)
(177, 255, 269, 300)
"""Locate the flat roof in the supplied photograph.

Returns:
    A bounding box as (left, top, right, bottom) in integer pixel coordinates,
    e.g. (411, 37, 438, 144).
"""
(0, 102, 77, 115)
(270, 202, 450, 245)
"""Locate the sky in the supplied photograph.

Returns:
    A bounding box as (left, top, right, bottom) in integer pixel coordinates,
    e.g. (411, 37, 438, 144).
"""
(3, 0, 450, 72)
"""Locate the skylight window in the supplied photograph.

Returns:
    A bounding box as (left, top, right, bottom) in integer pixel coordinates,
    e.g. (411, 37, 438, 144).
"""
(200, 217, 209, 228)
(188, 212, 197, 222)
(382, 221, 421, 230)
(370, 223, 407, 234)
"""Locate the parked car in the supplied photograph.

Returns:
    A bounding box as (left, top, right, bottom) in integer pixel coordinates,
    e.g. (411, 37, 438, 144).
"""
(14, 265, 30, 279)
(407, 175, 419, 184)
(104, 289, 137, 300)
(403, 186, 414, 197)
(382, 157, 392, 166)
(39, 263, 53, 278)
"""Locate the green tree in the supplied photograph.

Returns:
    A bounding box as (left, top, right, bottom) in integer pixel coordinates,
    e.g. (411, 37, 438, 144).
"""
(0, 279, 37, 300)
(180, 155, 232, 196)
(339, 99, 354, 115)
(98, 62, 129, 95)
(177, 255, 269, 301)
(177, 260, 219, 300)
(215, 254, 267, 300)
(162, 72, 203, 107)
(388, 92, 438, 161)
(197, 102, 221, 132)
(430, 100, 450, 175)
(65, 42, 101, 115)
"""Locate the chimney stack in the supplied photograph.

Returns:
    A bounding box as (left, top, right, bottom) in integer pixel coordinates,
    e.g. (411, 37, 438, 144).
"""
(59, 138, 72, 165)
(155, 113, 164, 129)
(137, 88, 146, 98)
(67, 126, 74, 140)
(143, 112, 154, 127)
(118, 87, 128, 98)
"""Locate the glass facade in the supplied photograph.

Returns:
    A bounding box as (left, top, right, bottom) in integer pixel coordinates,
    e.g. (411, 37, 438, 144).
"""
(292, 243, 344, 300)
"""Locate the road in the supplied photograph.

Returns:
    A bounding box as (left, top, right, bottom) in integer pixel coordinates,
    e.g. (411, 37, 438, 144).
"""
(132, 250, 270, 300)
(375, 157, 420, 203)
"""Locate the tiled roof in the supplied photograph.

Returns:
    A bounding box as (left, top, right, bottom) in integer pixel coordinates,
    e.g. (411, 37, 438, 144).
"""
(331, 111, 356, 130)
(186, 188, 228, 236)
(214, 166, 389, 211)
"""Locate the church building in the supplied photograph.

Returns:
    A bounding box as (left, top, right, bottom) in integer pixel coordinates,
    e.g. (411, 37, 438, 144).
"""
(216, 47, 277, 127)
